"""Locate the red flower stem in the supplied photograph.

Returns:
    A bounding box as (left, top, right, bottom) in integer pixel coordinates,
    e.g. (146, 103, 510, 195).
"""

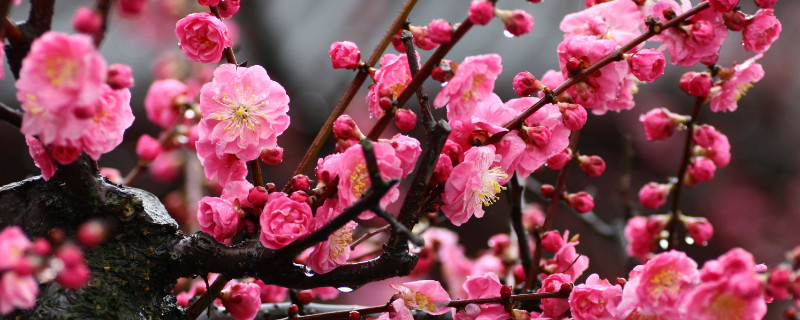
(666, 96, 704, 250)
(283, 291, 568, 320)
(487, 1, 711, 144)
(290, 0, 419, 178)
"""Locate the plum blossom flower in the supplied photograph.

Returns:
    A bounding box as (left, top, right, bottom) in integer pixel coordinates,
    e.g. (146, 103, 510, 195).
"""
(441, 145, 508, 226)
(638, 182, 671, 209)
(197, 196, 240, 242)
(306, 199, 355, 274)
(428, 19, 452, 44)
(16, 31, 107, 113)
(0, 226, 31, 271)
(468, 0, 495, 25)
(557, 35, 634, 114)
(144, 79, 190, 129)
(502, 98, 571, 178)
(196, 126, 248, 185)
(628, 48, 666, 83)
(560, 0, 643, 45)
(0, 271, 38, 315)
(434, 54, 502, 120)
(538, 273, 572, 317)
(366, 53, 412, 118)
(617, 250, 698, 319)
(329, 41, 361, 70)
(376, 299, 414, 320)
(391, 280, 452, 315)
(639, 107, 688, 141)
(255, 280, 288, 303)
(497, 9, 534, 37)
(221, 281, 261, 320)
(336, 141, 403, 218)
(568, 273, 622, 320)
(647, 2, 728, 66)
(709, 55, 765, 113)
(384, 134, 422, 178)
(455, 273, 508, 320)
(79, 85, 135, 160)
(259, 192, 313, 249)
(692, 124, 730, 167)
(198, 64, 290, 161)
(175, 13, 232, 63)
(624, 216, 667, 262)
(742, 9, 781, 54)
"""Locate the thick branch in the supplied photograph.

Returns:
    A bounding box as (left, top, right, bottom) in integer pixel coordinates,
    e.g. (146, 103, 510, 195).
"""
(508, 177, 532, 277)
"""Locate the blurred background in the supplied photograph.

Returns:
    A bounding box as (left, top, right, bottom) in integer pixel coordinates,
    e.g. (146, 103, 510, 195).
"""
(1, 0, 798, 315)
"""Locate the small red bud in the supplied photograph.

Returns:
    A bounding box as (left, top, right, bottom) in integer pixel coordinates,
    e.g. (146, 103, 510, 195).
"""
(290, 191, 310, 203)
(349, 311, 361, 320)
(559, 282, 574, 294)
(500, 285, 512, 299)
(577, 155, 606, 177)
(49, 228, 65, 246)
(540, 184, 555, 197)
(616, 278, 627, 288)
(333, 115, 364, 141)
(393, 108, 417, 132)
(290, 175, 312, 192)
(566, 191, 594, 213)
(288, 304, 299, 317)
(13, 258, 34, 276)
(260, 147, 284, 165)
(298, 290, 314, 304)
(33, 238, 51, 256)
(248, 186, 268, 207)
(77, 219, 108, 249)
(379, 97, 394, 111)
(264, 183, 277, 193)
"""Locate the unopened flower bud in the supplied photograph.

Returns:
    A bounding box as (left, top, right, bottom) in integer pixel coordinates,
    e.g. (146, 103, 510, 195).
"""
(77, 219, 107, 249)
(73, 7, 102, 34)
(578, 155, 605, 177)
(333, 115, 364, 141)
(290, 191, 310, 204)
(136, 134, 162, 162)
(680, 72, 712, 98)
(329, 41, 361, 70)
(500, 285, 512, 299)
(349, 311, 361, 320)
(547, 149, 572, 170)
(566, 57, 585, 75)
(428, 19, 453, 44)
(394, 108, 417, 132)
(107, 64, 134, 90)
(541, 230, 563, 252)
(722, 11, 746, 32)
(755, 0, 776, 9)
(629, 48, 666, 83)
(558, 103, 587, 131)
(566, 191, 594, 213)
(639, 108, 689, 141)
(410, 26, 438, 50)
(638, 182, 671, 210)
(683, 216, 713, 245)
(513, 72, 544, 97)
(260, 147, 284, 165)
(13, 258, 34, 276)
(379, 96, 394, 111)
(290, 175, 312, 192)
(616, 278, 627, 287)
(469, 0, 495, 25)
(33, 238, 51, 256)
(442, 140, 463, 165)
(391, 30, 406, 52)
(288, 304, 299, 317)
(540, 184, 555, 197)
(298, 290, 314, 304)
(431, 59, 458, 83)
(559, 282, 574, 294)
(432, 154, 453, 185)
(497, 9, 534, 37)
(685, 157, 716, 186)
(248, 186, 268, 207)
(522, 125, 552, 147)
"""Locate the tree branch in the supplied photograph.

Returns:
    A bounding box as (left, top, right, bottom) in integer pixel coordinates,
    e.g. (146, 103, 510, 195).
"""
(666, 96, 704, 250)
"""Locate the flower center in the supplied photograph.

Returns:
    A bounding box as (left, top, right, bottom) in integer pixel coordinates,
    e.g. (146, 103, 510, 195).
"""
(710, 293, 745, 319)
(476, 167, 507, 207)
(350, 163, 369, 198)
(212, 86, 270, 136)
(648, 267, 679, 300)
(45, 56, 77, 87)
(330, 222, 356, 259)
(461, 75, 485, 101)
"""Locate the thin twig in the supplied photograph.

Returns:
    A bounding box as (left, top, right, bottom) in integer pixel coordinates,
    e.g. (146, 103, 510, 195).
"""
(350, 225, 391, 250)
(92, 0, 111, 47)
(0, 101, 22, 128)
(666, 96, 704, 250)
(508, 176, 532, 278)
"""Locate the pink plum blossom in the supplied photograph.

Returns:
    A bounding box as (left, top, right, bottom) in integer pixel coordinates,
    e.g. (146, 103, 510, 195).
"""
(0, 271, 38, 315)
(456, 272, 508, 320)
(329, 41, 361, 70)
(218, 0, 240, 19)
(385, 134, 422, 178)
(73, 7, 102, 34)
(428, 19, 452, 44)
(648, 2, 728, 66)
(306, 199, 355, 274)
(639, 107, 688, 141)
(175, 13, 232, 63)
(624, 216, 660, 261)
(503, 98, 571, 178)
(198, 64, 290, 161)
(336, 141, 403, 218)
(568, 273, 622, 320)
(679, 71, 712, 98)
(434, 54, 502, 120)
(376, 299, 414, 320)
(410, 26, 437, 50)
(692, 124, 730, 167)
(106, 63, 133, 90)
(366, 54, 412, 118)
(259, 192, 313, 249)
(255, 280, 288, 303)
(617, 250, 698, 319)
(512, 72, 544, 97)
(546, 239, 589, 281)
(468, 0, 495, 25)
(742, 9, 781, 54)
(560, 0, 643, 46)
(683, 216, 713, 245)
(392, 280, 451, 315)
(557, 35, 634, 114)
(144, 79, 190, 129)
(538, 273, 572, 317)
(441, 146, 508, 226)
(197, 196, 240, 242)
(638, 182, 671, 209)
(55, 245, 90, 290)
(25, 135, 58, 181)
(497, 9, 534, 37)
(136, 134, 162, 162)
(195, 128, 248, 185)
(709, 55, 765, 113)
(393, 108, 417, 132)
(0, 226, 31, 271)
(16, 31, 107, 113)
(755, 0, 776, 8)
(709, 0, 737, 13)
(80, 85, 134, 160)
(221, 281, 261, 320)
(628, 49, 666, 83)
